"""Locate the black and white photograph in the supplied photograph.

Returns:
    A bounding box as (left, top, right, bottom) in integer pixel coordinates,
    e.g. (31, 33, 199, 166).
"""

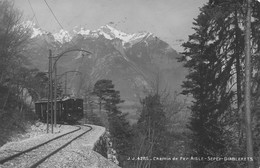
(0, 0, 259, 167)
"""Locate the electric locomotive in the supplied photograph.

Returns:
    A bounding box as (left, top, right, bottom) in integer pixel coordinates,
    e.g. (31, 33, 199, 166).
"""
(35, 97, 83, 123)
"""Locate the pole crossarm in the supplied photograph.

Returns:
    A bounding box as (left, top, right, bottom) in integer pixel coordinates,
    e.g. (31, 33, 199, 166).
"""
(52, 49, 92, 67)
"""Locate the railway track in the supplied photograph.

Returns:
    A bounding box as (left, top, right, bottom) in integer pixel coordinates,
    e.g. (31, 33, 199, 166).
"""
(0, 125, 92, 168)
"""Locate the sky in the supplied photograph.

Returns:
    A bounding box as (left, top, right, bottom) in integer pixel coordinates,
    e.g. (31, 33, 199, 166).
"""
(14, 0, 208, 51)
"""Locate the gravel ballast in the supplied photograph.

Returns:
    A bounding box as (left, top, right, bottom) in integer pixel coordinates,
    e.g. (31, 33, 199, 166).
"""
(0, 123, 120, 168)
(38, 124, 120, 168)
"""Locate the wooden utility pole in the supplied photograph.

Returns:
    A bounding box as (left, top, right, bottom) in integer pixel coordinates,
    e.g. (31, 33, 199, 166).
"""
(49, 49, 54, 134)
(54, 59, 57, 127)
(46, 50, 52, 133)
(245, 0, 254, 167)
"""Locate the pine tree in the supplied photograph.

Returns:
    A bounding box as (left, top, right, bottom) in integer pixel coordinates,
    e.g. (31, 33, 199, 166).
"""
(179, 3, 236, 167)
(93, 79, 133, 166)
(93, 79, 116, 113)
(180, 0, 260, 167)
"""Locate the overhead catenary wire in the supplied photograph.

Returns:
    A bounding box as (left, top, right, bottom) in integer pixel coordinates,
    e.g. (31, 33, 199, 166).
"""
(43, 0, 80, 47)
(43, 0, 64, 30)
(42, 0, 91, 98)
(27, 0, 40, 27)
(27, 0, 53, 63)
(27, 0, 88, 128)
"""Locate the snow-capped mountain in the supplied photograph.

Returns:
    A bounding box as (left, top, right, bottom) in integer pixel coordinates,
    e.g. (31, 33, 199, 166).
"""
(73, 25, 150, 45)
(22, 21, 48, 38)
(53, 29, 72, 43)
(25, 24, 186, 118)
(28, 24, 153, 46)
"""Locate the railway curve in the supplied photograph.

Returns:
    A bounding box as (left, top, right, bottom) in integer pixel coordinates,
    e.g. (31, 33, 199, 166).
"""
(0, 125, 92, 168)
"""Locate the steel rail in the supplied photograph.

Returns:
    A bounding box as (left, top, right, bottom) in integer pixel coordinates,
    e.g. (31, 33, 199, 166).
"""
(0, 125, 81, 164)
(29, 125, 92, 168)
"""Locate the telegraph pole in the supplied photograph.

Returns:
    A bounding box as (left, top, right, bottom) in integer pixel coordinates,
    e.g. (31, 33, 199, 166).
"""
(245, 0, 254, 167)
(49, 49, 54, 134)
(54, 60, 57, 127)
(46, 50, 52, 133)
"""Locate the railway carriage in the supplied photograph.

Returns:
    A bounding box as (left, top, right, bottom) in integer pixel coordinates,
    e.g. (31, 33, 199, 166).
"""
(35, 97, 83, 123)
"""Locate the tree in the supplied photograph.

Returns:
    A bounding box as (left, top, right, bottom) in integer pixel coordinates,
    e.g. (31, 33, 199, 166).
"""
(93, 79, 116, 113)
(107, 109, 133, 167)
(0, 0, 31, 84)
(179, 3, 240, 167)
(179, 0, 260, 167)
(0, 0, 32, 112)
(93, 79, 133, 166)
(244, 1, 254, 167)
(132, 93, 168, 168)
(31, 71, 49, 99)
(83, 81, 103, 125)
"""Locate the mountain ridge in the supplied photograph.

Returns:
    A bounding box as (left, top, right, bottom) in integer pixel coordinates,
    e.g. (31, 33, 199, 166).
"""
(24, 21, 187, 122)
(26, 21, 165, 48)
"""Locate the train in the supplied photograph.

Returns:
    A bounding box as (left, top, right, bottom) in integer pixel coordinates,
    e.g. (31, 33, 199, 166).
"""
(35, 97, 83, 123)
